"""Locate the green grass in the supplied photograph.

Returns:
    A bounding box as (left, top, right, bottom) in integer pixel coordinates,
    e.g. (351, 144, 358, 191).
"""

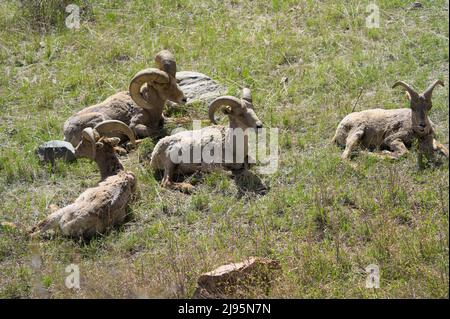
(0, 0, 448, 298)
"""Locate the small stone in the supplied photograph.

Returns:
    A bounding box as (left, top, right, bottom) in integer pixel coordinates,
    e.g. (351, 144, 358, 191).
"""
(410, 2, 423, 9)
(193, 257, 280, 299)
(175, 71, 226, 105)
(36, 140, 76, 163)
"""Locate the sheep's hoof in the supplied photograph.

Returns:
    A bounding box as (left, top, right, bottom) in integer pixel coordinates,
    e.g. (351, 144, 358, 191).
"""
(176, 183, 194, 194)
(341, 154, 353, 161)
(161, 181, 193, 193)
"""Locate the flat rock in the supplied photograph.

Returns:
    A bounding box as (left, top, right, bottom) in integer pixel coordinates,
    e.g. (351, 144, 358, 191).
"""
(36, 140, 76, 163)
(193, 257, 280, 299)
(175, 71, 226, 105)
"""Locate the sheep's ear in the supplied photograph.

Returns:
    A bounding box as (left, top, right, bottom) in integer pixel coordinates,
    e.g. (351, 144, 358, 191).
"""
(242, 88, 252, 103)
(222, 106, 232, 114)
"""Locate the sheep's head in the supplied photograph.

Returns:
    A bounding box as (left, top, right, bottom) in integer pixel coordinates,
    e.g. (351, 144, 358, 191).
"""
(393, 80, 444, 136)
(208, 88, 263, 130)
(75, 120, 135, 160)
(129, 50, 186, 110)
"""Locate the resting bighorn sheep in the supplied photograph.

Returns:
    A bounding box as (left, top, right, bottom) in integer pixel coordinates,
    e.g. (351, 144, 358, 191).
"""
(332, 80, 449, 166)
(30, 121, 137, 239)
(63, 50, 187, 147)
(150, 88, 263, 192)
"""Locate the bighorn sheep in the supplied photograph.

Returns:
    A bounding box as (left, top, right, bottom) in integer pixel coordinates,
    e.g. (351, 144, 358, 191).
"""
(30, 121, 137, 239)
(150, 88, 263, 192)
(332, 80, 449, 166)
(63, 50, 187, 147)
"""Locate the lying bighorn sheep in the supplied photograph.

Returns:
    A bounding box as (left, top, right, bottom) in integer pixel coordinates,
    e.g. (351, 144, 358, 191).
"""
(31, 121, 137, 238)
(332, 80, 449, 165)
(150, 88, 263, 192)
(63, 50, 187, 147)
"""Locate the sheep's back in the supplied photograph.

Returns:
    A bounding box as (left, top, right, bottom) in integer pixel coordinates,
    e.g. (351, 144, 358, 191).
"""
(61, 171, 135, 237)
(336, 108, 412, 147)
(150, 126, 227, 170)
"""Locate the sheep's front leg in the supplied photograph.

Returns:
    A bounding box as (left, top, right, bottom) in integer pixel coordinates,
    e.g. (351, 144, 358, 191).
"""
(161, 162, 194, 194)
(418, 135, 435, 169)
(342, 128, 364, 160)
(130, 112, 161, 139)
(433, 139, 449, 159)
(161, 161, 175, 188)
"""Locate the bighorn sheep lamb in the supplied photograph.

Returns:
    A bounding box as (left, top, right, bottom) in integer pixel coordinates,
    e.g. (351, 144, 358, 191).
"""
(63, 50, 187, 147)
(150, 88, 263, 192)
(332, 80, 449, 166)
(30, 121, 137, 239)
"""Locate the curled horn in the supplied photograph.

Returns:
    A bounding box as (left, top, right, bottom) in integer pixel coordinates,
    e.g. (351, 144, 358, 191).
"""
(129, 68, 170, 110)
(392, 81, 419, 100)
(155, 50, 177, 78)
(422, 80, 444, 101)
(81, 127, 97, 158)
(208, 96, 243, 124)
(94, 120, 135, 146)
(242, 88, 252, 104)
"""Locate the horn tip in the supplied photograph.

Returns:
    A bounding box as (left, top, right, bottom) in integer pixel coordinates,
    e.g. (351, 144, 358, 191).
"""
(392, 81, 402, 89)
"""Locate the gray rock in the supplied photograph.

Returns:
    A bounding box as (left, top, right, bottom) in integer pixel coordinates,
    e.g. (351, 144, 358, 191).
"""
(36, 140, 76, 163)
(176, 71, 226, 105)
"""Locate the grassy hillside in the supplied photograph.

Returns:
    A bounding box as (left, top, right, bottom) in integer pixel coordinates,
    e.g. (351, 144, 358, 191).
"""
(0, 0, 448, 298)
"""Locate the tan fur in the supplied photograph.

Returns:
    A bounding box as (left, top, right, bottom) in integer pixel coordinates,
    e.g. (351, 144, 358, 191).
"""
(31, 123, 137, 239)
(63, 51, 186, 147)
(333, 80, 448, 166)
(30, 171, 136, 239)
(150, 89, 263, 191)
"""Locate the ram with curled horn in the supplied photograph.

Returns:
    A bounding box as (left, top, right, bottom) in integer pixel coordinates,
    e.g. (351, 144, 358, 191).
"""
(30, 120, 138, 239)
(150, 88, 263, 193)
(332, 79, 448, 167)
(63, 50, 187, 149)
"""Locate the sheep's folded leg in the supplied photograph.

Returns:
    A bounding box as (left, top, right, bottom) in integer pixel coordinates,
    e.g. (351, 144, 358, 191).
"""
(162, 116, 192, 125)
(342, 128, 364, 159)
(29, 209, 66, 238)
(379, 139, 408, 159)
(372, 131, 409, 160)
(132, 124, 161, 139)
(433, 139, 449, 159)
(170, 182, 194, 194)
(160, 162, 194, 193)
